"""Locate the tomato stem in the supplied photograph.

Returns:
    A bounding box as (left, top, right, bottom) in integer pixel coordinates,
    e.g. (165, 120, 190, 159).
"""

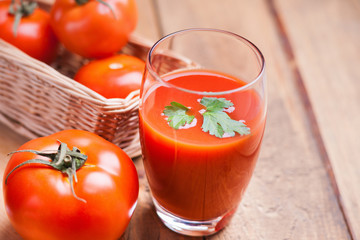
(96, 0, 117, 19)
(75, 0, 88, 5)
(8, 0, 37, 36)
(74, 0, 117, 19)
(5, 142, 88, 203)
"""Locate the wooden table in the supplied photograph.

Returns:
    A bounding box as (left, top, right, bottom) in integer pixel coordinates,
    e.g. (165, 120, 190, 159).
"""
(1, 0, 359, 239)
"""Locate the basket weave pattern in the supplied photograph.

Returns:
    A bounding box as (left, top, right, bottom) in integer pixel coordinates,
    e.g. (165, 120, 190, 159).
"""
(0, 36, 151, 158)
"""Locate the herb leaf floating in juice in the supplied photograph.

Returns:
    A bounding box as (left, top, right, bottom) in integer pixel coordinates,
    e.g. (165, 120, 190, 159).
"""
(163, 102, 195, 129)
(200, 97, 250, 138)
(164, 97, 250, 138)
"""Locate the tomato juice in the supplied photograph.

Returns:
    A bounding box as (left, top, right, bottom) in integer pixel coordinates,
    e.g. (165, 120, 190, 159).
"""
(139, 69, 266, 221)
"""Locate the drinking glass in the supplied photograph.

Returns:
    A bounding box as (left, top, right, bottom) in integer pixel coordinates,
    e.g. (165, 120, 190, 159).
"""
(139, 28, 266, 236)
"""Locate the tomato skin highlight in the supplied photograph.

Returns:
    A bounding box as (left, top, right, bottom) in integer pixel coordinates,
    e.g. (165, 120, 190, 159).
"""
(0, 0, 59, 63)
(74, 54, 145, 99)
(3, 129, 139, 240)
(50, 0, 137, 58)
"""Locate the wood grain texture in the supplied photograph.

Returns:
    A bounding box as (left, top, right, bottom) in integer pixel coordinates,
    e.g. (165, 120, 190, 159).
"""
(133, 0, 161, 42)
(273, 0, 360, 238)
(0, 124, 28, 240)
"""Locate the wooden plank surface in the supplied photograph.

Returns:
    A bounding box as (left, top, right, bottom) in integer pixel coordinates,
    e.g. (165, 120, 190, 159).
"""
(0, 125, 28, 239)
(0, 0, 358, 239)
(274, 0, 360, 238)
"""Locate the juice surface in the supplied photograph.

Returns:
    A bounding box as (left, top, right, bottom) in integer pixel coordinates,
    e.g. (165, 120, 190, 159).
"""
(139, 69, 266, 220)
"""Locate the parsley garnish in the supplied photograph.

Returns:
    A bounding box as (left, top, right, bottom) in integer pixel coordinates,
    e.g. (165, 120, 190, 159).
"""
(163, 97, 250, 138)
(200, 97, 250, 138)
(163, 102, 195, 129)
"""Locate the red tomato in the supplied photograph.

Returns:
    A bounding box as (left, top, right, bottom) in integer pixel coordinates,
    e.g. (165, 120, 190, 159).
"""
(74, 54, 145, 98)
(3, 129, 139, 240)
(0, 0, 58, 63)
(50, 0, 137, 58)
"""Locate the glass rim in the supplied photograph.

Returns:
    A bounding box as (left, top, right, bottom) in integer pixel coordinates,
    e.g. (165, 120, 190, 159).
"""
(146, 28, 266, 95)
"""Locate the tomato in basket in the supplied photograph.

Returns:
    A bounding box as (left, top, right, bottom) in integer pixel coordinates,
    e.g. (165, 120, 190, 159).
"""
(3, 129, 139, 240)
(50, 0, 137, 58)
(74, 54, 145, 99)
(0, 0, 58, 63)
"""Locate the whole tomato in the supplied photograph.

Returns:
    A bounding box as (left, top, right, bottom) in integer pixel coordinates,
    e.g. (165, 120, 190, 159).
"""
(3, 129, 139, 240)
(50, 0, 137, 58)
(0, 0, 58, 63)
(74, 54, 145, 98)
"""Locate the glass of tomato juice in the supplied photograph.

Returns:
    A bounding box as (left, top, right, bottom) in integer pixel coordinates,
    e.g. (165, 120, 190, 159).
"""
(139, 28, 266, 236)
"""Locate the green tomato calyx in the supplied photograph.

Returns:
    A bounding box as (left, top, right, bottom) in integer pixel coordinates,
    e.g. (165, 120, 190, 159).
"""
(5, 141, 88, 203)
(74, 0, 117, 19)
(8, 0, 38, 37)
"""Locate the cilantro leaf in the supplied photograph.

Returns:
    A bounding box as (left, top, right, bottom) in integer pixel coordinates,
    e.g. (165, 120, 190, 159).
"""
(200, 97, 250, 138)
(200, 97, 233, 112)
(163, 102, 195, 129)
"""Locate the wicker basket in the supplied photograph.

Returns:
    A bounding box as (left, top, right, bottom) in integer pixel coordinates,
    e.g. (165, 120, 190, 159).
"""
(0, 0, 199, 158)
(0, 16, 155, 158)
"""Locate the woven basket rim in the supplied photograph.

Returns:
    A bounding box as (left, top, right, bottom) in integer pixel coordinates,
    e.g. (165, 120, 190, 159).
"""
(0, 37, 149, 106)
